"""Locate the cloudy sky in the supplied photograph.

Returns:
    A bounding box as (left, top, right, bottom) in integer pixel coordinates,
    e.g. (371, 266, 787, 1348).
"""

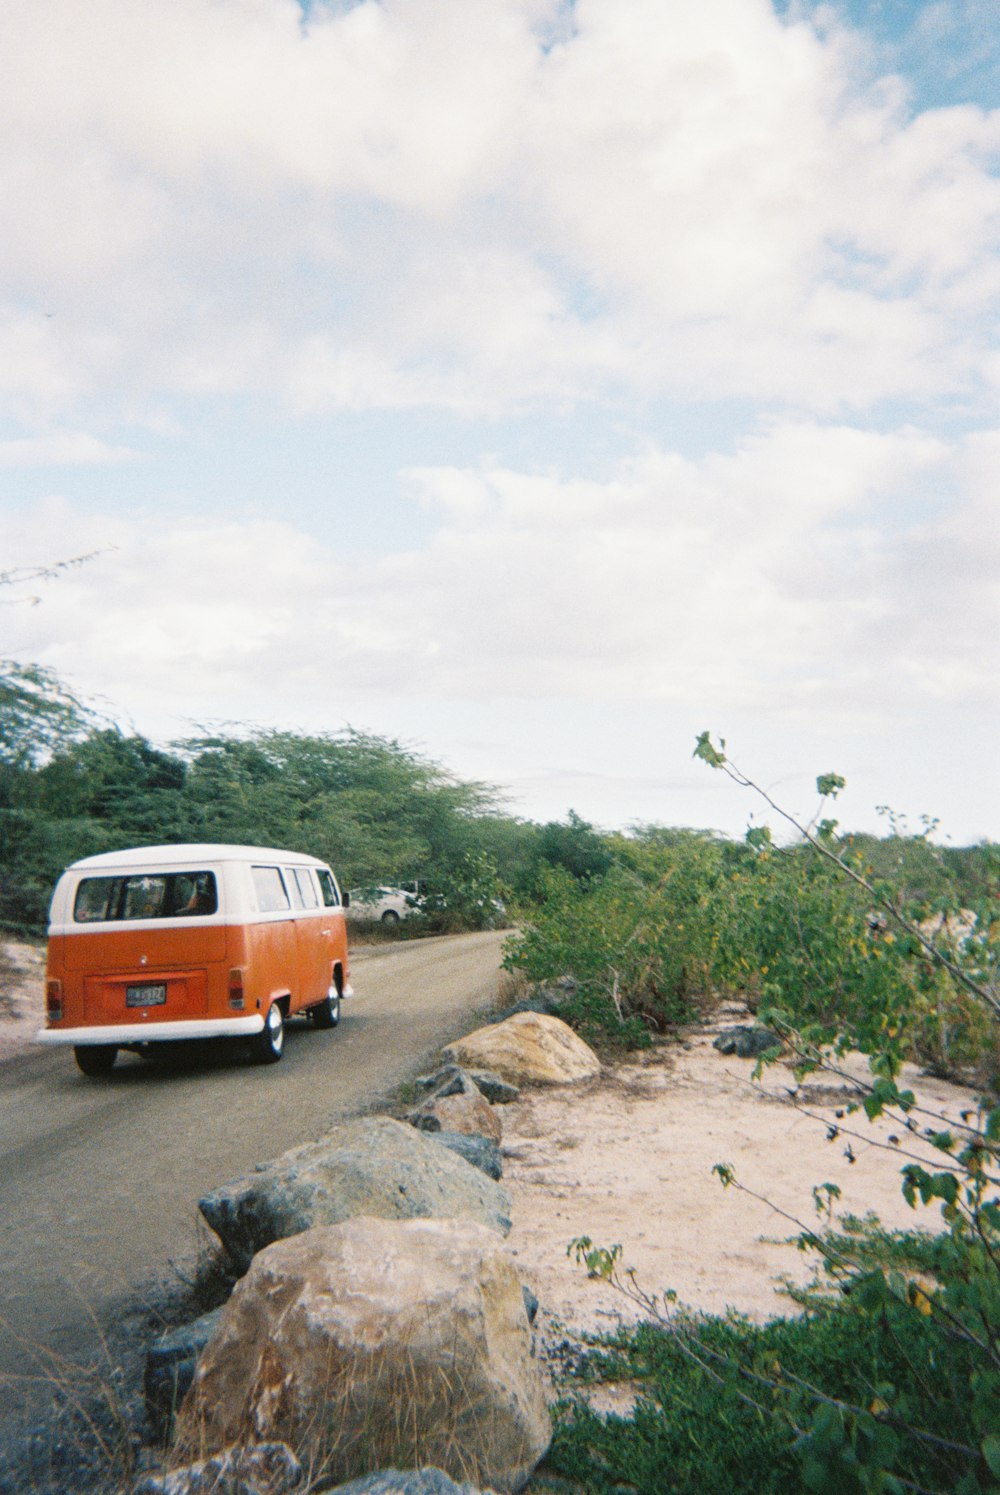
(2, 0, 999, 842)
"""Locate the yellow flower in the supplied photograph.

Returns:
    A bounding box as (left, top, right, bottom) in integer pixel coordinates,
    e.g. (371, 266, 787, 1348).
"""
(909, 1286, 933, 1316)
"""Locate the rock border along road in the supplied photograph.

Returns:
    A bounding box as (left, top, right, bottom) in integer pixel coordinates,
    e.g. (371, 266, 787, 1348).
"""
(0, 930, 507, 1427)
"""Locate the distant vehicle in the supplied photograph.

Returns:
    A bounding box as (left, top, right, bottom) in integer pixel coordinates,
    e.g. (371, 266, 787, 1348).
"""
(38, 844, 353, 1076)
(346, 883, 423, 925)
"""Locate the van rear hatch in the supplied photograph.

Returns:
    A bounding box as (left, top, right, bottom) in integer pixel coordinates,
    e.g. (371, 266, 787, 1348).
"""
(84, 968, 209, 1023)
(67, 927, 228, 1023)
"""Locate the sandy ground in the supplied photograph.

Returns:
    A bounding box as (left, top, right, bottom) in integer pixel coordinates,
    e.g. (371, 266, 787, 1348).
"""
(3, 937, 981, 1340)
(501, 1000, 984, 1343)
(0, 939, 45, 1059)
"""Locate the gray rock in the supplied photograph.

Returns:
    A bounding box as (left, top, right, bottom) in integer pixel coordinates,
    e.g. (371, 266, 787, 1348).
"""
(145, 1308, 224, 1436)
(414, 1065, 518, 1106)
(429, 1130, 503, 1180)
(468, 1072, 519, 1105)
(199, 1115, 512, 1274)
(521, 1286, 539, 1325)
(413, 1064, 476, 1099)
(316, 1472, 489, 1495)
(133, 1441, 301, 1495)
(493, 997, 561, 1022)
(712, 1025, 782, 1059)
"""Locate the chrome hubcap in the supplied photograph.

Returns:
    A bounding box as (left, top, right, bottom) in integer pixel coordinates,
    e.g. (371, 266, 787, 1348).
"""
(267, 1006, 283, 1053)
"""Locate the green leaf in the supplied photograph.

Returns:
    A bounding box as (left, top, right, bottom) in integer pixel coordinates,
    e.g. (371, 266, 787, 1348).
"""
(982, 1435, 1000, 1477)
(693, 730, 727, 767)
(746, 825, 773, 853)
(816, 773, 846, 798)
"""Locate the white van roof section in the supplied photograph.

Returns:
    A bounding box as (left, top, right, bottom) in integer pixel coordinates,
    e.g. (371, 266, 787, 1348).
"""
(67, 844, 329, 871)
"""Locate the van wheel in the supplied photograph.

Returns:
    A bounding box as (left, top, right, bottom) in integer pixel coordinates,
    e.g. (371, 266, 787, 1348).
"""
(74, 1044, 118, 1077)
(311, 989, 341, 1029)
(381, 909, 400, 925)
(255, 1003, 285, 1064)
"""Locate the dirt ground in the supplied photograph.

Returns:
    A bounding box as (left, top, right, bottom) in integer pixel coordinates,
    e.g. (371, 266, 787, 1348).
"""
(500, 1000, 984, 1342)
(0, 939, 45, 1058)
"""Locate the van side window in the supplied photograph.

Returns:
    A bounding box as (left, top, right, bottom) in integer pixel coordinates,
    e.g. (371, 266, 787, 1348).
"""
(252, 866, 290, 913)
(73, 872, 218, 922)
(293, 869, 320, 908)
(316, 869, 339, 907)
(285, 870, 305, 909)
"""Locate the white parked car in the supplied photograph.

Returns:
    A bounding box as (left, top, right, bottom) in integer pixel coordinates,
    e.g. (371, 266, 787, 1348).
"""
(346, 883, 422, 924)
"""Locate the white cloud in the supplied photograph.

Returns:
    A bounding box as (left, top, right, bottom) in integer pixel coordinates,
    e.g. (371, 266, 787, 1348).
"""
(5, 421, 995, 734)
(0, 432, 139, 467)
(0, 0, 997, 418)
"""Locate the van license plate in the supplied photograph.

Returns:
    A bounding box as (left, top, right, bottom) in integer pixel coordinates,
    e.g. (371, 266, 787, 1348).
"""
(126, 983, 167, 1007)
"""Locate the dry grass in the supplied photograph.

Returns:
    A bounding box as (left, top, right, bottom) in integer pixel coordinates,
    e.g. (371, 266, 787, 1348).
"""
(175, 1336, 534, 1493)
(0, 1310, 145, 1495)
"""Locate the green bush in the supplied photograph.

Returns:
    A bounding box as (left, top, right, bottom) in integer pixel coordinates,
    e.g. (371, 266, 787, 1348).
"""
(709, 839, 998, 1083)
(548, 1277, 989, 1495)
(503, 832, 725, 1045)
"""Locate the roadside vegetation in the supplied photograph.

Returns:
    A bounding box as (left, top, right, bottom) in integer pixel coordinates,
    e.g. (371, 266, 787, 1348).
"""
(511, 739, 999, 1495)
(4, 656, 999, 1492)
(0, 661, 612, 937)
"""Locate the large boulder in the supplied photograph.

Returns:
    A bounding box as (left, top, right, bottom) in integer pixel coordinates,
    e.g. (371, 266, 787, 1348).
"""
(174, 1216, 551, 1495)
(199, 1117, 512, 1274)
(443, 1013, 600, 1086)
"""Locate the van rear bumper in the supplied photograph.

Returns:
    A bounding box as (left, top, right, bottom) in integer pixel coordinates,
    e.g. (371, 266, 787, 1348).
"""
(36, 1016, 266, 1046)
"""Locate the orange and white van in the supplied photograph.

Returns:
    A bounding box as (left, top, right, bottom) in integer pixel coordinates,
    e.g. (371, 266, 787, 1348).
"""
(37, 844, 353, 1076)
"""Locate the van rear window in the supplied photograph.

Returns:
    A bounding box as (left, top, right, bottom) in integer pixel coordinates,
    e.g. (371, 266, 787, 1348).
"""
(73, 872, 217, 923)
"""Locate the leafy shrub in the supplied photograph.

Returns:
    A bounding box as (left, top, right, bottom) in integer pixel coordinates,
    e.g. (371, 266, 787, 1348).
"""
(690, 734, 1000, 1492)
(710, 838, 998, 1083)
(548, 1279, 990, 1495)
(503, 832, 725, 1044)
(419, 851, 510, 932)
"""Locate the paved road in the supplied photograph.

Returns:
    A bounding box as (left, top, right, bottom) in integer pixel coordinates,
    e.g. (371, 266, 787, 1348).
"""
(0, 930, 506, 1413)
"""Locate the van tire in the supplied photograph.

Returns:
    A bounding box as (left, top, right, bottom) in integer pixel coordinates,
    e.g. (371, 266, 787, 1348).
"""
(311, 989, 340, 1029)
(74, 1044, 118, 1077)
(254, 1003, 285, 1064)
(381, 909, 400, 925)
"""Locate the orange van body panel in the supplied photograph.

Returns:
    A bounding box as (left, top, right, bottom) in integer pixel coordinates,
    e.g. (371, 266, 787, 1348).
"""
(45, 916, 350, 1033)
(47, 927, 229, 1030)
(62, 925, 228, 973)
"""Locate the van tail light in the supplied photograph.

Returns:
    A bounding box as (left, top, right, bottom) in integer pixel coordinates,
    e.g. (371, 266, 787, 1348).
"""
(228, 968, 245, 1010)
(46, 979, 63, 1023)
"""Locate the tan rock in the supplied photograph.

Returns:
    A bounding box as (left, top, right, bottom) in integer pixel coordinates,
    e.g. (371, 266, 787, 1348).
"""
(414, 1088, 503, 1144)
(174, 1216, 550, 1495)
(443, 1012, 600, 1086)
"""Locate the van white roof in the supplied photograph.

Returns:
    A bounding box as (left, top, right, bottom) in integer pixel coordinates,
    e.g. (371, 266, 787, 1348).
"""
(67, 844, 330, 872)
